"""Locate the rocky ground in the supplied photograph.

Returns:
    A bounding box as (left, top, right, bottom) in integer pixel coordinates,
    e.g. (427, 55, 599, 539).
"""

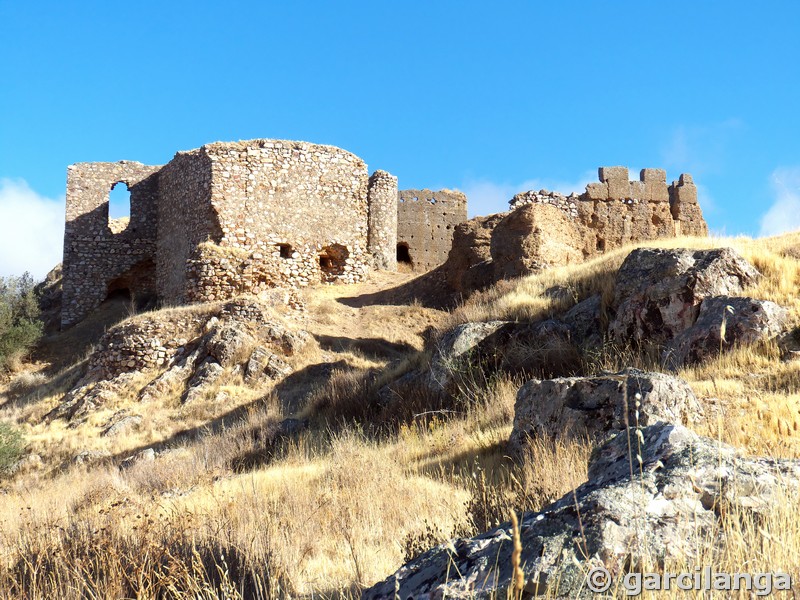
(2, 234, 800, 598)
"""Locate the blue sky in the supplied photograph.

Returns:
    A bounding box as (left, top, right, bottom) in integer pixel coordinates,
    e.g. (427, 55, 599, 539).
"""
(2, 1, 800, 278)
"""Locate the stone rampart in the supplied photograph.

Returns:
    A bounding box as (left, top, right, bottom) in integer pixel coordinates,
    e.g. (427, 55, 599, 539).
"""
(397, 189, 467, 272)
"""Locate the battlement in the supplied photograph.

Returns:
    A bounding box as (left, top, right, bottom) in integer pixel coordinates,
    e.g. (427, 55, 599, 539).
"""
(507, 166, 708, 260)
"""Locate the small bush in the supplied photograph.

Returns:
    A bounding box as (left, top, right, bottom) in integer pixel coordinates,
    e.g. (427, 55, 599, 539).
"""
(0, 273, 43, 370)
(0, 421, 24, 474)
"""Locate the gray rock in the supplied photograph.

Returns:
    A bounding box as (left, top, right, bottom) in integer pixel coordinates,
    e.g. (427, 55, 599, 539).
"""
(429, 321, 507, 392)
(665, 296, 789, 367)
(102, 414, 143, 437)
(244, 347, 293, 384)
(182, 358, 224, 404)
(364, 423, 800, 599)
(430, 320, 576, 395)
(610, 248, 761, 346)
(562, 294, 603, 347)
(206, 323, 255, 367)
(73, 449, 112, 466)
(510, 369, 702, 450)
(120, 448, 156, 470)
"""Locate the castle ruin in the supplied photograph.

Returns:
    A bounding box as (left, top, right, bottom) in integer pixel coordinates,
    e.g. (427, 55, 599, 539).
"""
(62, 139, 460, 328)
(396, 189, 467, 271)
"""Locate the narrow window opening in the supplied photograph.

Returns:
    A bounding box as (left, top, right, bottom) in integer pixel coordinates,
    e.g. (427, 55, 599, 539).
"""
(278, 243, 294, 259)
(109, 181, 131, 234)
(397, 243, 413, 265)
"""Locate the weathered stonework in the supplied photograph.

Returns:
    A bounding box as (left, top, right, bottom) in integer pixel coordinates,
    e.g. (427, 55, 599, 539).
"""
(508, 166, 707, 256)
(62, 162, 161, 327)
(397, 189, 467, 272)
(367, 170, 399, 270)
(61, 139, 406, 327)
(444, 167, 709, 294)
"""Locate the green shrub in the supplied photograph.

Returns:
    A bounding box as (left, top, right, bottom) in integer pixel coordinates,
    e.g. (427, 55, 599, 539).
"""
(0, 421, 24, 474)
(0, 273, 43, 370)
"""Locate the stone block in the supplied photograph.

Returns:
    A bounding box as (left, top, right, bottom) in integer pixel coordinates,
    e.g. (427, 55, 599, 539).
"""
(585, 182, 608, 200)
(607, 178, 631, 201)
(598, 166, 629, 183)
(640, 168, 667, 183)
(629, 180, 646, 200)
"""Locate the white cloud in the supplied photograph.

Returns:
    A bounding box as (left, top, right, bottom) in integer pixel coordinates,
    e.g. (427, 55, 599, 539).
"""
(458, 171, 595, 218)
(0, 178, 64, 279)
(759, 167, 800, 237)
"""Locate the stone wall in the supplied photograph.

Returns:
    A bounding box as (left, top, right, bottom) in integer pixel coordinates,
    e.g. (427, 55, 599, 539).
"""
(62, 161, 161, 327)
(397, 189, 467, 272)
(367, 170, 399, 270)
(510, 166, 707, 257)
(443, 167, 709, 294)
(156, 149, 218, 304)
(187, 140, 373, 295)
(63, 140, 398, 327)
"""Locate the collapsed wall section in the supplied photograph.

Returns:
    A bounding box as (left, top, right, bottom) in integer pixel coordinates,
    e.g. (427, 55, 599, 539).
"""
(62, 161, 161, 327)
(397, 189, 467, 272)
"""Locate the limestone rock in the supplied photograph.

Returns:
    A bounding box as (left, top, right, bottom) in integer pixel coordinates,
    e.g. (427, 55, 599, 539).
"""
(510, 369, 702, 450)
(665, 296, 789, 367)
(610, 248, 761, 346)
(182, 358, 224, 404)
(206, 323, 255, 367)
(102, 414, 143, 437)
(562, 294, 603, 347)
(120, 448, 156, 470)
(364, 423, 800, 599)
(244, 347, 292, 383)
(429, 321, 507, 392)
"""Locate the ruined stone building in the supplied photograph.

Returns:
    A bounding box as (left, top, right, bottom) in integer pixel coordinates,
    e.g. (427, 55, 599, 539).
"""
(64, 140, 446, 327)
(444, 166, 708, 293)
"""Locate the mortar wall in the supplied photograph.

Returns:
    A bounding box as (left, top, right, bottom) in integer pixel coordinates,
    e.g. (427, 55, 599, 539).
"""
(397, 189, 467, 272)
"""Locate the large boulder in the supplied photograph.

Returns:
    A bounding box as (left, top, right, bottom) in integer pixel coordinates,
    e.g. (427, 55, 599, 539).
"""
(510, 369, 702, 449)
(490, 204, 583, 281)
(364, 423, 800, 599)
(665, 295, 789, 367)
(429, 320, 576, 394)
(609, 248, 762, 346)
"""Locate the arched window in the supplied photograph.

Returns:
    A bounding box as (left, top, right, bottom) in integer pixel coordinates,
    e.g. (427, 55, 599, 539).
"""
(108, 182, 131, 233)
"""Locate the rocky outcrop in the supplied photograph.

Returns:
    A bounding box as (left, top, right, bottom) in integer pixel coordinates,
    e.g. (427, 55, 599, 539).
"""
(510, 369, 702, 449)
(428, 320, 576, 395)
(609, 248, 761, 346)
(608, 248, 788, 366)
(364, 423, 800, 599)
(665, 296, 789, 367)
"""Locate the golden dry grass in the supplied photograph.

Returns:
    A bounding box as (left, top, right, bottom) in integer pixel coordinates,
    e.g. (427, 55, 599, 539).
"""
(1, 232, 800, 597)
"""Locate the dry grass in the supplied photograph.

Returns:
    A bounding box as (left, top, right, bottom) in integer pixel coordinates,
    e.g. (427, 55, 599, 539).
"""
(2, 232, 800, 596)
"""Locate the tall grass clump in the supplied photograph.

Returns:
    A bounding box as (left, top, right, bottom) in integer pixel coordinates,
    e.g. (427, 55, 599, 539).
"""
(0, 420, 24, 474)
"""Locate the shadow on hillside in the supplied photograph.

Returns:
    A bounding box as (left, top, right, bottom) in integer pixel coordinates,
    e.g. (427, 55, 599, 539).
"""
(337, 266, 457, 309)
(106, 359, 351, 466)
(314, 334, 415, 361)
(33, 296, 134, 374)
(273, 359, 349, 413)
